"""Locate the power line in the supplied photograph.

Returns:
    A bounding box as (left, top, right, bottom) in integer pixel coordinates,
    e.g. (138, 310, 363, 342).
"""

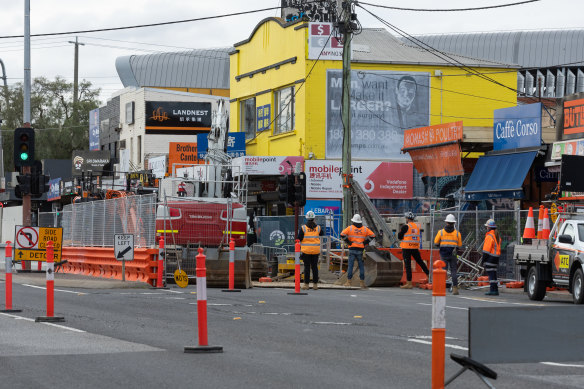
(358, 0, 540, 12)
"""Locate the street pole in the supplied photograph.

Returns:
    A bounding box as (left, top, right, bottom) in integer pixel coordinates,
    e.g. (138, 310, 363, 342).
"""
(0, 59, 8, 182)
(341, 0, 353, 229)
(68, 37, 85, 124)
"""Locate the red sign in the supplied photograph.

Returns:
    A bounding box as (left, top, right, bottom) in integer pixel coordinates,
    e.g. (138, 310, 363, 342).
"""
(408, 143, 464, 177)
(363, 162, 413, 199)
(563, 98, 584, 135)
(403, 121, 463, 150)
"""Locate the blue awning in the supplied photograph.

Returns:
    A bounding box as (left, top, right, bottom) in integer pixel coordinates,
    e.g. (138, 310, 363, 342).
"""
(464, 151, 537, 201)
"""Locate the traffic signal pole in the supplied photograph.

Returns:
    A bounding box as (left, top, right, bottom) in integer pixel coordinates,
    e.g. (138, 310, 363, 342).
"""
(341, 1, 354, 229)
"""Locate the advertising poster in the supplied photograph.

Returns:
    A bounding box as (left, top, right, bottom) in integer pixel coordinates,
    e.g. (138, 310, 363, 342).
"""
(47, 178, 61, 201)
(168, 142, 203, 174)
(551, 139, 584, 160)
(257, 216, 296, 248)
(232, 156, 304, 176)
(326, 69, 430, 160)
(493, 103, 542, 150)
(306, 160, 413, 199)
(89, 108, 99, 151)
(308, 23, 343, 61)
(145, 101, 212, 134)
(304, 199, 341, 237)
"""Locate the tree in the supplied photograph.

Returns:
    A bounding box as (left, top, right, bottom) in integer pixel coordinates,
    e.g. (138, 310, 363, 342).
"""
(0, 76, 101, 172)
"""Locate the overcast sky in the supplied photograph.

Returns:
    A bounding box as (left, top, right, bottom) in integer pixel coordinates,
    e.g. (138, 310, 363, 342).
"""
(1, 0, 582, 105)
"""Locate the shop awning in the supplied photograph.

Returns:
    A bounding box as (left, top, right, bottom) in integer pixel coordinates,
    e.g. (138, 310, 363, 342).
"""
(464, 151, 537, 201)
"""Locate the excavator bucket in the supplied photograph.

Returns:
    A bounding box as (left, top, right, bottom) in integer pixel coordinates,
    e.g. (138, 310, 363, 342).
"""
(336, 247, 403, 287)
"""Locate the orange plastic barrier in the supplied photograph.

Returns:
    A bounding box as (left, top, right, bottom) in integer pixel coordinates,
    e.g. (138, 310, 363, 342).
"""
(61, 247, 159, 286)
(505, 281, 524, 288)
(387, 248, 435, 287)
(523, 207, 535, 239)
(477, 276, 489, 286)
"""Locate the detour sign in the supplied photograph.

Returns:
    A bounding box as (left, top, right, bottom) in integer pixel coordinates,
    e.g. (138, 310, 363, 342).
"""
(14, 226, 63, 261)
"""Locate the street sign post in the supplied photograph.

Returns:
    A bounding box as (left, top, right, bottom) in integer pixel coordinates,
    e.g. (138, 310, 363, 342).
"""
(14, 226, 63, 263)
(114, 234, 134, 282)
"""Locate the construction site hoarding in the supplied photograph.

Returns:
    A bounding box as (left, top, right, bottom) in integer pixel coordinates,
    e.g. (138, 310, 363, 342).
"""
(306, 160, 412, 199)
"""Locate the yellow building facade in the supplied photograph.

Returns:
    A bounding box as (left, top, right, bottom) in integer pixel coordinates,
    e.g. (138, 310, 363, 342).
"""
(229, 17, 517, 160)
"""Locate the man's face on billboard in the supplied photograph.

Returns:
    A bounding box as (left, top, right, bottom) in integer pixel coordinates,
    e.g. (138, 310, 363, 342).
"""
(396, 79, 417, 110)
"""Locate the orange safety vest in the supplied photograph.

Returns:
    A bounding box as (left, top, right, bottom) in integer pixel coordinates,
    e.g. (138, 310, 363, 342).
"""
(434, 229, 462, 248)
(482, 230, 501, 257)
(400, 222, 420, 249)
(341, 225, 375, 249)
(301, 225, 321, 255)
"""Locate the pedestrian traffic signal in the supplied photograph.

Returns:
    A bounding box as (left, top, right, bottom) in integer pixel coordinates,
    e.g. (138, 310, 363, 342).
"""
(278, 174, 295, 205)
(13, 128, 35, 167)
(15, 174, 32, 198)
(294, 172, 306, 207)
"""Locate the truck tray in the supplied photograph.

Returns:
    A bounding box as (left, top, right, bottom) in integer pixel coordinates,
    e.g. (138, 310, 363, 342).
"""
(513, 244, 549, 263)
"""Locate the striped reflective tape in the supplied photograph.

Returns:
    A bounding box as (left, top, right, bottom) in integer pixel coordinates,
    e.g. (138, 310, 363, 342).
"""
(157, 230, 178, 233)
(222, 231, 246, 235)
(432, 296, 445, 329)
(197, 277, 207, 300)
(47, 263, 55, 281)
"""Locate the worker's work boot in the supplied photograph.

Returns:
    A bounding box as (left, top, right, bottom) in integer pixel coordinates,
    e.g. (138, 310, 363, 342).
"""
(360, 280, 368, 290)
(301, 284, 309, 290)
(400, 281, 413, 289)
(452, 286, 459, 295)
(312, 283, 318, 290)
(344, 279, 352, 287)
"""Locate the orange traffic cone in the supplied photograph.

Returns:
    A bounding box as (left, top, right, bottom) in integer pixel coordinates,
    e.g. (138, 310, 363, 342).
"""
(523, 207, 536, 239)
(542, 208, 550, 239)
(537, 205, 544, 239)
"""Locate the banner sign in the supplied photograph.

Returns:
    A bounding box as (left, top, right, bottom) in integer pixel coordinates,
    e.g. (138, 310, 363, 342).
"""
(551, 138, 584, 161)
(89, 108, 100, 151)
(257, 104, 271, 132)
(326, 69, 430, 160)
(308, 23, 344, 61)
(148, 155, 167, 178)
(408, 143, 463, 177)
(197, 132, 246, 159)
(168, 142, 203, 174)
(304, 199, 341, 237)
(47, 178, 61, 201)
(232, 156, 304, 176)
(72, 150, 110, 176)
(145, 101, 212, 134)
(306, 160, 413, 199)
(563, 98, 584, 135)
(403, 121, 463, 149)
(493, 103, 542, 150)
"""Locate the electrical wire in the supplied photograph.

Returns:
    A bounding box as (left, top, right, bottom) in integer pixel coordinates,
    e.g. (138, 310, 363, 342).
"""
(358, 0, 541, 12)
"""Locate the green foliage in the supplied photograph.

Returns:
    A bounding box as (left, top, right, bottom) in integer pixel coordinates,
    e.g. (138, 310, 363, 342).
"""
(0, 76, 102, 171)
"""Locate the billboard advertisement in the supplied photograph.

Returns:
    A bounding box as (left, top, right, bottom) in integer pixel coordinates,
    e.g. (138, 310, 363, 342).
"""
(306, 160, 413, 199)
(563, 98, 584, 136)
(493, 103, 542, 150)
(47, 178, 61, 201)
(89, 108, 99, 151)
(71, 150, 110, 176)
(232, 156, 304, 176)
(168, 142, 203, 174)
(326, 69, 430, 160)
(308, 23, 344, 61)
(197, 132, 246, 159)
(145, 101, 212, 134)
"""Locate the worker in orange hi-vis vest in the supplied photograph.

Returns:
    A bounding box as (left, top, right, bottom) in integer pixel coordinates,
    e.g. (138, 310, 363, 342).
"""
(399, 212, 429, 289)
(434, 214, 463, 295)
(482, 219, 502, 296)
(298, 211, 325, 291)
(340, 214, 375, 290)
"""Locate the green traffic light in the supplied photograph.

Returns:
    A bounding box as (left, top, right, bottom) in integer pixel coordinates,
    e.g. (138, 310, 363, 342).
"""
(20, 152, 29, 161)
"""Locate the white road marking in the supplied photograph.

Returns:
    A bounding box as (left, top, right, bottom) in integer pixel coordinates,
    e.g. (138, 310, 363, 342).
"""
(0, 312, 85, 332)
(313, 321, 352, 325)
(413, 335, 460, 340)
(541, 362, 584, 368)
(207, 303, 232, 306)
(407, 338, 468, 351)
(0, 312, 34, 321)
(42, 322, 86, 333)
(164, 289, 184, 294)
(21, 284, 87, 295)
(455, 295, 545, 306)
(414, 292, 428, 295)
(165, 297, 185, 300)
(417, 302, 468, 310)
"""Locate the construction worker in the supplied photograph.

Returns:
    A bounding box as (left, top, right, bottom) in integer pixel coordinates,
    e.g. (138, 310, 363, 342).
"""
(177, 181, 187, 197)
(340, 214, 375, 290)
(399, 212, 429, 289)
(298, 211, 324, 290)
(434, 214, 462, 295)
(482, 219, 501, 296)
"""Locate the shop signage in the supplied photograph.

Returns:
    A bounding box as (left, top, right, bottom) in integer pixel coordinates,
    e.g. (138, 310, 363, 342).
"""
(232, 156, 304, 176)
(550, 139, 584, 161)
(308, 23, 344, 61)
(535, 166, 559, 183)
(563, 98, 584, 135)
(493, 103, 542, 150)
(47, 178, 61, 201)
(168, 142, 203, 174)
(148, 155, 167, 178)
(403, 121, 463, 149)
(89, 108, 100, 151)
(326, 69, 430, 160)
(256, 104, 271, 132)
(145, 101, 211, 134)
(197, 132, 246, 159)
(283, 1, 338, 23)
(72, 150, 110, 176)
(306, 160, 413, 199)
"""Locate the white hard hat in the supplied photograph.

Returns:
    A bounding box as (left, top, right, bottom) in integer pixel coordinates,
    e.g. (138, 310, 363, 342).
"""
(351, 214, 362, 223)
(305, 211, 315, 220)
(445, 214, 457, 223)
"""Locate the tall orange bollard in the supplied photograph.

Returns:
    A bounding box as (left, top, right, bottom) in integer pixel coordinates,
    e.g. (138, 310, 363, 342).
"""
(288, 240, 307, 296)
(222, 238, 241, 293)
(1, 242, 22, 313)
(35, 241, 65, 322)
(184, 248, 223, 353)
(542, 208, 551, 240)
(152, 237, 168, 289)
(537, 205, 544, 239)
(432, 260, 446, 389)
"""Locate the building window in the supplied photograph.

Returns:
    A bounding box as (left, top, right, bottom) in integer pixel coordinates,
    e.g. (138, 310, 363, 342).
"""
(274, 86, 294, 134)
(241, 98, 256, 140)
(137, 135, 142, 163)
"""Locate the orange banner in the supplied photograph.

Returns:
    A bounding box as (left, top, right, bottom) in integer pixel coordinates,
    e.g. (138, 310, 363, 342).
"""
(408, 143, 463, 177)
(403, 121, 463, 150)
(563, 98, 584, 135)
(168, 142, 203, 174)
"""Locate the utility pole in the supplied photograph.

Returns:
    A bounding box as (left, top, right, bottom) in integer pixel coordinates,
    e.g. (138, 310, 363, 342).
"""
(68, 36, 85, 123)
(340, 0, 355, 229)
(0, 58, 8, 183)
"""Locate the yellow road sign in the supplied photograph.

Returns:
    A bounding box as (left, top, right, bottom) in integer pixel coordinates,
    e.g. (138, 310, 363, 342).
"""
(174, 269, 189, 288)
(14, 226, 63, 262)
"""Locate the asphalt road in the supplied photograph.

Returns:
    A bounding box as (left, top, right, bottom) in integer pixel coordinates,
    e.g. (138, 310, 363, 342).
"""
(1, 278, 583, 389)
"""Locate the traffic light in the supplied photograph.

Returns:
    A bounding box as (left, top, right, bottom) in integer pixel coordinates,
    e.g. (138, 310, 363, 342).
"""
(294, 172, 307, 206)
(278, 174, 295, 205)
(30, 173, 50, 198)
(13, 127, 35, 167)
(15, 174, 32, 198)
